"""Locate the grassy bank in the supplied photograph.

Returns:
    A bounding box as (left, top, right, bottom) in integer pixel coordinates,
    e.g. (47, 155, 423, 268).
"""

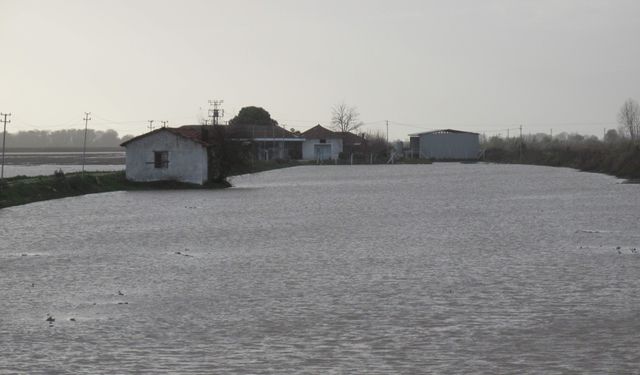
(483, 139, 640, 181)
(0, 171, 230, 209)
(0, 160, 308, 209)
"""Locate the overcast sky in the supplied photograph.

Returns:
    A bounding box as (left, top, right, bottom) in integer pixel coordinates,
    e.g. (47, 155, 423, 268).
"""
(1, 0, 639, 139)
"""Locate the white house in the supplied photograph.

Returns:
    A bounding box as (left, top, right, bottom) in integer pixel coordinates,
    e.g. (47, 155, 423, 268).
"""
(121, 127, 214, 185)
(301, 125, 343, 161)
(409, 129, 480, 160)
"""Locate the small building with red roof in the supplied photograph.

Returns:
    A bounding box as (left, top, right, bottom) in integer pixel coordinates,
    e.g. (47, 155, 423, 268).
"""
(301, 124, 344, 161)
(120, 125, 224, 185)
(120, 123, 306, 184)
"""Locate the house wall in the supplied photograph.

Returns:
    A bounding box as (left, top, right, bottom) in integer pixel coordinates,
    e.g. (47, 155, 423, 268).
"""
(124, 130, 208, 184)
(419, 133, 480, 159)
(409, 137, 420, 158)
(302, 138, 343, 160)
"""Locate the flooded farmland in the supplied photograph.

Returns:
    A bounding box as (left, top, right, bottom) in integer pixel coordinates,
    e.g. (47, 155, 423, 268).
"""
(0, 151, 124, 177)
(1, 164, 639, 374)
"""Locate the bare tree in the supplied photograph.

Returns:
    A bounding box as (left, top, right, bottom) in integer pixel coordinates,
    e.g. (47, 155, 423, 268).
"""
(331, 102, 363, 133)
(617, 98, 640, 140)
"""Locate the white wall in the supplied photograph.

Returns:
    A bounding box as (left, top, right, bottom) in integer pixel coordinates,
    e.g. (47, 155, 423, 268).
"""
(302, 138, 343, 160)
(419, 133, 480, 159)
(124, 130, 208, 185)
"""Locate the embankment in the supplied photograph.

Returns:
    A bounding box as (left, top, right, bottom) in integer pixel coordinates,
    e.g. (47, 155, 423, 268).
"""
(0, 171, 229, 209)
(0, 160, 306, 209)
(484, 141, 640, 181)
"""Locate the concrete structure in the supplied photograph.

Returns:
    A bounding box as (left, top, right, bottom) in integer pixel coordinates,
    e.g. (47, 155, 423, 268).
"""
(121, 127, 213, 185)
(301, 125, 343, 160)
(226, 123, 304, 160)
(409, 129, 480, 160)
(340, 131, 367, 156)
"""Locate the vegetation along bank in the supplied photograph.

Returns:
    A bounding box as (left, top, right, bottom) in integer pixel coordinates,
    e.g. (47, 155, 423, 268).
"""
(0, 160, 312, 209)
(483, 137, 640, 181)
(0, 171, 225, 209)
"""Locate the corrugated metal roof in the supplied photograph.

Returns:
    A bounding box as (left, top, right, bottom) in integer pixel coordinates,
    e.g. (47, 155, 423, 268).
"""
(408, 129, 479, 136)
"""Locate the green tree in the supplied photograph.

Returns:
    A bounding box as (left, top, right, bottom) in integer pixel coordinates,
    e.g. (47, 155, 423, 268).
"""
(228, 106, 278, 126)
(604, 129, 620, 143)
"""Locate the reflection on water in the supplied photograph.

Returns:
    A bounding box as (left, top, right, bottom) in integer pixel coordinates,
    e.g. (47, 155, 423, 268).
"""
(1, 164, 639, 374)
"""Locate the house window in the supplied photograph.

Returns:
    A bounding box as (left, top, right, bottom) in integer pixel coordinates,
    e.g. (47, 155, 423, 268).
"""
(319, 139, 326, 143)
(154, 151, 169, 168)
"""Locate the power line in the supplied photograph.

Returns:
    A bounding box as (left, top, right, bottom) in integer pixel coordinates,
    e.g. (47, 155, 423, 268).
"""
(13, 117, 81, 130)
(92, 114, 151, 125)
(479, 127, 522, 134)
(278, 118, 322, 124)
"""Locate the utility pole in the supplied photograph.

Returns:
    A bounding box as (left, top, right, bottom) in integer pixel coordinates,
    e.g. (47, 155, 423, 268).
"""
(1, 112, 11, 185)
(208, 100, 224, 125)
(82, 112, 91, 175)
(161, 120, 168, 128)
(519, 125, 523, 162)
(147, 120, 154, 132)
(386, 120, 389, 144)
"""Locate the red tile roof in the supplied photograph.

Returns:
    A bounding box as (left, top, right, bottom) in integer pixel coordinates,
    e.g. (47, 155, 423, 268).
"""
(337, 131, 366, 146)
(301, 124, 338, 139)
(120, 124, 303, 148)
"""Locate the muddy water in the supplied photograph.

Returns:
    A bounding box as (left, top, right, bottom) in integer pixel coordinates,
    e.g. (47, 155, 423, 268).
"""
(1, 164, 639, 374)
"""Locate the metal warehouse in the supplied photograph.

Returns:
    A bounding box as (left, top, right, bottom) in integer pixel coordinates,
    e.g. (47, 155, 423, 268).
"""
(409, 129, 480, 160)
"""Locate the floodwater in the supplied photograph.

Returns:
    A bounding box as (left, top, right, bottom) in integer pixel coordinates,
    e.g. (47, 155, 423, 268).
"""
(2, 164, 124, 178)
(1, 151, 124, 177)
(1, 164, 639, 374)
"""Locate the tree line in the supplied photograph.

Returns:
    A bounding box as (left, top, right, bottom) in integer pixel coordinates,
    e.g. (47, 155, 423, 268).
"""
(2, 129, 134, 149)
(482, 98, 640, 180)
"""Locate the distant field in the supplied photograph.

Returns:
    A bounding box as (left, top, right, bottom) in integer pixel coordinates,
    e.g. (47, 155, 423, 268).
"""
(3, 147, 124, 152)
(2, 150, 125, 165)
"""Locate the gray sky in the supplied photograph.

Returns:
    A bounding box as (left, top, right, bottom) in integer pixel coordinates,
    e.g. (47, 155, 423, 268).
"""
(1, 0, 639, 140)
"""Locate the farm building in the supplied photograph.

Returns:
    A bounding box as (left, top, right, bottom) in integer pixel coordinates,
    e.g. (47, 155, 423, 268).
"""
(409, 129, 480, 160)
(339, 131, 367, 156)
(225, 123, 304, 160)
(300, 125, 370, 161)
(301, 125, 343, 160)
(121, 124, 305, 184)
(120, 126, 226, 185)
